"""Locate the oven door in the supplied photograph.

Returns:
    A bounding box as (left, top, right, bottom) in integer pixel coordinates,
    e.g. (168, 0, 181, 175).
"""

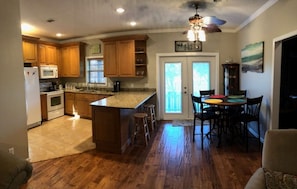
(47, 92, 64, 112)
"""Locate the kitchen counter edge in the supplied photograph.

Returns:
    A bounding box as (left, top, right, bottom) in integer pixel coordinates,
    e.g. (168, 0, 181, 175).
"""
(90, 91, 156, 109)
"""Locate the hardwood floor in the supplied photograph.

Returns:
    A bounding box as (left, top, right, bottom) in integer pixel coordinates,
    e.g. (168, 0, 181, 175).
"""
(23, 120, 261, 189)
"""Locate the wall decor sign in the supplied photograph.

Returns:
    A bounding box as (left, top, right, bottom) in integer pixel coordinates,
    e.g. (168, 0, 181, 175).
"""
(241, 41, 264, 73)
(175, 41, 202, 52)
(90, 44, 101, 55)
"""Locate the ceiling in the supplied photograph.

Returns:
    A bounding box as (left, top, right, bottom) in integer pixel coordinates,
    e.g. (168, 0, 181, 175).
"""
(20, 0, 277, 41)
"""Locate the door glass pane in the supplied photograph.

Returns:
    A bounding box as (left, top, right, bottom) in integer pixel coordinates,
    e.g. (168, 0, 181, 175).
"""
(192, 62, 210, 96)
(165, 62, 182, 113)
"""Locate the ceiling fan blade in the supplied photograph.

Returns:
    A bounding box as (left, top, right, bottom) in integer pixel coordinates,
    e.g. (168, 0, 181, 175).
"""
(203, 24, 222, 33)
(202, 16, 226, 25)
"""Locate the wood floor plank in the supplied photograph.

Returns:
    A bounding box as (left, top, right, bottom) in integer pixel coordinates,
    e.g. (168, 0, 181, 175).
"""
(23, 120, 261, 189)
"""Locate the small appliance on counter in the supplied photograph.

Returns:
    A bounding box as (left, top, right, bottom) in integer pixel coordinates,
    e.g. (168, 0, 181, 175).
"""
(113, 81, 120, 92)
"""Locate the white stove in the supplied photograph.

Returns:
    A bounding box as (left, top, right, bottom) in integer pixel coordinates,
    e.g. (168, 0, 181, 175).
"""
(41, 90, 64, 120)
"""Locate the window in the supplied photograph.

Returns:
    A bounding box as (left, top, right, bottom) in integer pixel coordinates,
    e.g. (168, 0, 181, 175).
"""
(86, 57, 106, 85)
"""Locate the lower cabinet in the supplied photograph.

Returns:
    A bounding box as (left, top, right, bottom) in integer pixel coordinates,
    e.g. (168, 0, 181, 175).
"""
(65, 92, 75, 115)
(65, 92, 110, 119)
(40, 94, 48, 121)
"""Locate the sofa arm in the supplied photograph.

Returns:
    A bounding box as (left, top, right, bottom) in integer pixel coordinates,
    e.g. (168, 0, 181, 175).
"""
(0, 150, 33, 189)
(244, 168, 266, 189)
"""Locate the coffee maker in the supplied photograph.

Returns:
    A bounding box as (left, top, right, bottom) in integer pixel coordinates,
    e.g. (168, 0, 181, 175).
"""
(113, 81, 120, 92)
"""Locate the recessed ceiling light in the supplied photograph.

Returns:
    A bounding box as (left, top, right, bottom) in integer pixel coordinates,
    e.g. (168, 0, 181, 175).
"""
(21, 23, 34, 32)
(116, 8, 125, 14)
(130, 21, 136, 26)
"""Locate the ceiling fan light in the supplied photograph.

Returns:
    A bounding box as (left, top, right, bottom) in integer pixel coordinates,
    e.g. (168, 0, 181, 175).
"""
(198, 29, 206, 42)
(187, 30, 195, 41)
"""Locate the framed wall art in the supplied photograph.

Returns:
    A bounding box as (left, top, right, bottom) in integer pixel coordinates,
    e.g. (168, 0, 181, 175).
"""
(241, 41, 264, 73)
(175, 41, 202, 52)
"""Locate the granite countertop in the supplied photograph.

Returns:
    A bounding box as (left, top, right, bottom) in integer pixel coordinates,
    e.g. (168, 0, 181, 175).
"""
(90, 91, 156, 109)
(64, 89, 115, 95)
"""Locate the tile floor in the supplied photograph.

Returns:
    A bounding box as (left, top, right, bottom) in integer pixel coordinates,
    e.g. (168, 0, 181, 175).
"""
(27, 115, 95, 162)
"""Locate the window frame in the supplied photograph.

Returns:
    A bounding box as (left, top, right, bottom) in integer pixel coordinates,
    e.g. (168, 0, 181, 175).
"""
(85, 56, 107, 86)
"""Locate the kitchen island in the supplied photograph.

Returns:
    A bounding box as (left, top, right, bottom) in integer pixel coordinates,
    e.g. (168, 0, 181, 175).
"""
(90, 91, 156, 154)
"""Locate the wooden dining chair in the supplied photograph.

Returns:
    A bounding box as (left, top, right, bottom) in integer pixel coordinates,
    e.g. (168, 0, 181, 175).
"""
(199, 89, 215, 97)
(227, 89, 247, 122)
(199, 89, 217, 111)
(239, 95, 263, 152)
(232, 90, 247, 97)
(191, 94, 219, 149)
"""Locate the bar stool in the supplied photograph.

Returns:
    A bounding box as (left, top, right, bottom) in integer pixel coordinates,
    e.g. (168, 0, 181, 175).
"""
(133, 113, 150, 146)
(144, 104, 157, 133)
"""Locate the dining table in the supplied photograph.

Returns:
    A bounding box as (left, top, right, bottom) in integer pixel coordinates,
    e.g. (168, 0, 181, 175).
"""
(202, 94, 247, 147)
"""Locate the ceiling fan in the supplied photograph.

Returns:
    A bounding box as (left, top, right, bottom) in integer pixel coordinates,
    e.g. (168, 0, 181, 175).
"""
(184, 1, 226, 41)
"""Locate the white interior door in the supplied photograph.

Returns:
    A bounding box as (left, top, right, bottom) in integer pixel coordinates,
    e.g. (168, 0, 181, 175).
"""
(158, 53, 218, 120)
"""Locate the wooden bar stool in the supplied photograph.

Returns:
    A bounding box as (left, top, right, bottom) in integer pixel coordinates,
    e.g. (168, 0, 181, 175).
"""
(133, 113, 150, 146)
(144, 104, 157, 133)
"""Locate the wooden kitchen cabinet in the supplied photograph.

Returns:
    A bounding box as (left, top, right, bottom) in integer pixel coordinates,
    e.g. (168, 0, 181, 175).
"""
(102, 35, 148, 77)
(38, 42, 58, 65)
(40, 94, 48, 121)
(22, 36, 39, 66)
(75, 93, 101, 119)
(222, 63, 240, 95)
(60, 42, 85, 77)
(65, 92, 75, 115)
(64, 92, 110, 119)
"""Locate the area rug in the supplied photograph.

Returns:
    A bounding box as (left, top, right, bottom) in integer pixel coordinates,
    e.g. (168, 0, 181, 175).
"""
(172, 119, 194, 127)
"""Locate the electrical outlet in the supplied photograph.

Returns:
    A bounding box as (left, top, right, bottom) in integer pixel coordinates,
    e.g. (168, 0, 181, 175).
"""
(8, 147, 14, 155)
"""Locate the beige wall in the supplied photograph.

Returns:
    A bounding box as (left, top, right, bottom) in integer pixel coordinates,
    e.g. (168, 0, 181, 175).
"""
(238, 0, 297, 135)
(0, 0, 29, 159)
(81, 31, 238, 92)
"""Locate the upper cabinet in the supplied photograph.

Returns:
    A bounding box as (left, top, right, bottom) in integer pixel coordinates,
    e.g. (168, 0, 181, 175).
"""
(38, 41, 58, 65)
(22, 36, 39, 66)
(60, 42, 86, 78)
(102, 35, 148, 77)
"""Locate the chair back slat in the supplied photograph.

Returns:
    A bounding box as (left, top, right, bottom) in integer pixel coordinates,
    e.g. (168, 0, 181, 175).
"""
(245, 96, 263, 119)
(200, 89, 215, 97)
(233, 90, 247, 97)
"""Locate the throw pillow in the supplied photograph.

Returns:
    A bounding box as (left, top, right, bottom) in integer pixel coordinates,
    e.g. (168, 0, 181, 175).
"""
(263, 168, 297, 189)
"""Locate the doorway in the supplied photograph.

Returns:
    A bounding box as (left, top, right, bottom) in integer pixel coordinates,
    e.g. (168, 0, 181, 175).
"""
(279, 35, 297, 129)
(156, 52, 219, 120)
(271, 30, 297, 129)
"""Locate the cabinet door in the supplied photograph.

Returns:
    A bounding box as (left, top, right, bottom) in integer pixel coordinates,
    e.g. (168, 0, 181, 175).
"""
(61, 45, 80, 77)
(223, 63, 239, 95)
(39, 44, 57, 65)
(40, 94, 47, 120)
(22, 41, 38, 65)
(75, 93, 100, 119)
(38, 44, 46, 64)
(46, 45, 57, 64)
(117, 40, 135, 76)
(65, 92, 75, 115)
(104, 41, 118, 77)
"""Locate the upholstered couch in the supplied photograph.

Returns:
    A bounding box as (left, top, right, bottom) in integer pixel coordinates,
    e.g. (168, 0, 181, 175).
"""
(0, 150, 33, 189)
(245, 129, 297, 189)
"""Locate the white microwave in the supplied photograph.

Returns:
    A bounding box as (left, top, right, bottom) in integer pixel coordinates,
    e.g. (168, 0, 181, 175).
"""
(39, 65, 58, 79)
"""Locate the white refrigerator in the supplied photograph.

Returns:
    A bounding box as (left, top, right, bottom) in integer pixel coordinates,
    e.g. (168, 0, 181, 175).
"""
(24, 67, 42, 129)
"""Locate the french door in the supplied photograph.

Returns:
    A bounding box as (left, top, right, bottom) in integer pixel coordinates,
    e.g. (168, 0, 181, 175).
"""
(158, 53, 219, 120)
